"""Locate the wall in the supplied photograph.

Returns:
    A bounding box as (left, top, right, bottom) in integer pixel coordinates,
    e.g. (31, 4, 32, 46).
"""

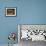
(20, 0, 46, 24)
(0, 0, 46, 44)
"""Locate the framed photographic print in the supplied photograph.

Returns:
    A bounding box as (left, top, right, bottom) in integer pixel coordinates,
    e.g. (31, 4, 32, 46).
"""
(5, 7, 16, 16)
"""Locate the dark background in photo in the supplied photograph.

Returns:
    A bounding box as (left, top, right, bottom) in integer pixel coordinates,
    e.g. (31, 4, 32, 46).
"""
(7, 9, 15, 15)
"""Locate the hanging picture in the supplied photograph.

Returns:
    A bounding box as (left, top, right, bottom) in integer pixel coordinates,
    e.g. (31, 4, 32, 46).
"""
(5, 7, 16, 16)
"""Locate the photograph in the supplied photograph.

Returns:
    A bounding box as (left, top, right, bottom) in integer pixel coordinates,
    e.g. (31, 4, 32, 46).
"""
(5, 7, 16, 16)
